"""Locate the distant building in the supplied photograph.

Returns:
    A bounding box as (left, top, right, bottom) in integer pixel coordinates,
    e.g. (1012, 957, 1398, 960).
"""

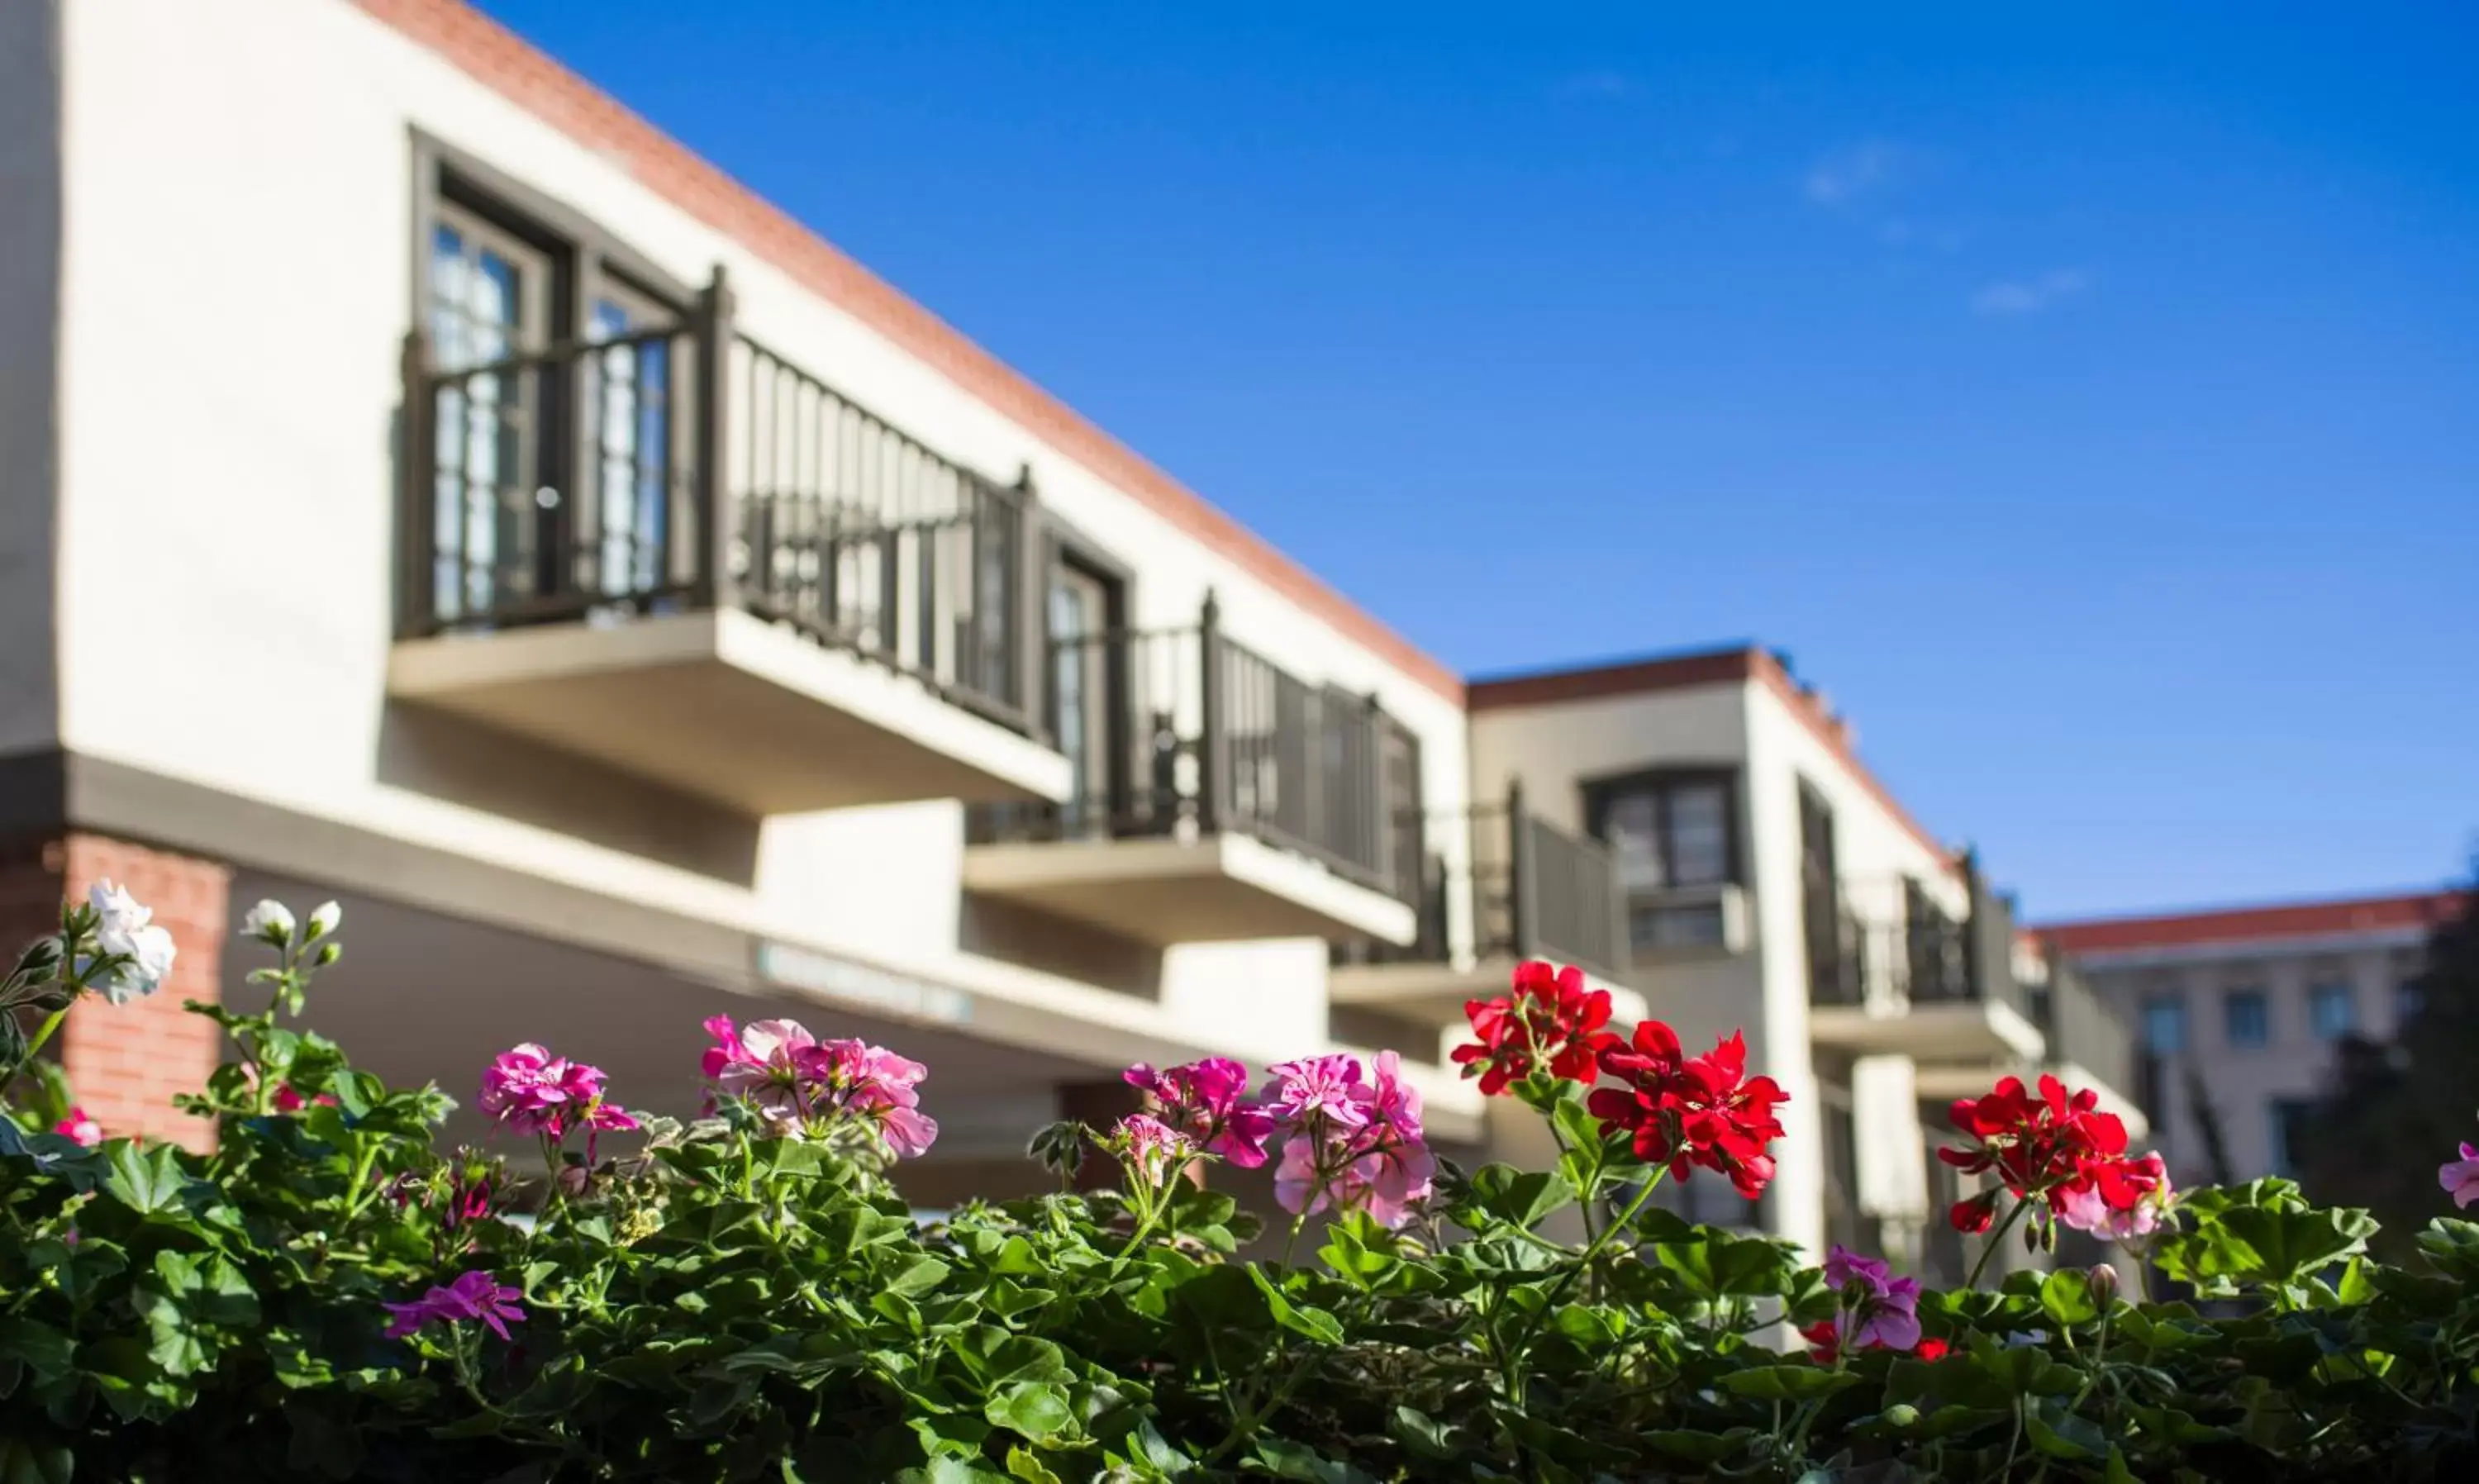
(2038, 892, 2464, 1187)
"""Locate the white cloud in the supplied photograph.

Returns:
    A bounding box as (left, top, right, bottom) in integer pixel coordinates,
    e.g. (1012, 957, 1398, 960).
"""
(1804, 140, 1902, 206)
(1971, 269, 2091, 316)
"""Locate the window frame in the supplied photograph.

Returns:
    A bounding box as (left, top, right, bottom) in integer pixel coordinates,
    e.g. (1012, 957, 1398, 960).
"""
(2222, 985, 2271, 1050)
(2140, 992, 2188, 1057)
(1581, 763, 1743, 892)
(2306, 979, 2358, 1043)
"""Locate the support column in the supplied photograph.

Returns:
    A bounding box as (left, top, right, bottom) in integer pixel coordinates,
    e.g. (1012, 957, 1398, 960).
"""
(0, 832, 228, 1152)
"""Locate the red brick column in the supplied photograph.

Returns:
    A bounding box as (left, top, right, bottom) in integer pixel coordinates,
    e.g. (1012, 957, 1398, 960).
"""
(0, 833, 228, 1152)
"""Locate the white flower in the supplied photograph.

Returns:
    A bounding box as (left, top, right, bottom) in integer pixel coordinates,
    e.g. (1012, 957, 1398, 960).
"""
(241, 900, 297, 943)
(87, 878, 174, 1003)
(307, 901, 342, 939)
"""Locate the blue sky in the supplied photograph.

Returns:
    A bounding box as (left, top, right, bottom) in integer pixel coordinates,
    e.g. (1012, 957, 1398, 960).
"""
(477, 2, 2477, 919)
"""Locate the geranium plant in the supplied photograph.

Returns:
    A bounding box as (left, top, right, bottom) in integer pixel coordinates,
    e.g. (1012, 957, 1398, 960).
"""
(5, 901, 2479, 1482)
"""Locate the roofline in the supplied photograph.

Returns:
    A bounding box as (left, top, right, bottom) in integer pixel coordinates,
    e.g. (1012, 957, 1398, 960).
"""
(354, 0, 1463, 705)
(1468, 644, 1961, 877)
(2034, 888, 2467, 956)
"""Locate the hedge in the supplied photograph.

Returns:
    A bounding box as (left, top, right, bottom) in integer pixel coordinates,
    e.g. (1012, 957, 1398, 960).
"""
(4, 887, 2478, 1482)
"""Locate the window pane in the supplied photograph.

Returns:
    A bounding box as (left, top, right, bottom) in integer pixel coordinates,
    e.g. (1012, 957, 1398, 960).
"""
(1630, 900, 1725, 952)
(2141, 996, 2186, 1055)
(2268, 1099, 2317, 1177)
(2308, 982, 2356, 1041)
(1603, 793, 1663, 890)
(1665, 782, 1730, 886)
(2224, 988, 2269, 1049)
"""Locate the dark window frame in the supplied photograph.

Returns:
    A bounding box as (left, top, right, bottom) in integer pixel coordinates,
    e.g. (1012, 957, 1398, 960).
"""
(2223, 985, 2272, 1049)
(1035, 514, 1135, 831)
(1580, 763, 1744, 890)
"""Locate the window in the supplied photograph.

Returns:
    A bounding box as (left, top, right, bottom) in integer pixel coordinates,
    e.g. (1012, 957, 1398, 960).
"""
(2397, 977, 2425, 1030)
(2307, 981, 2357, 1042)
(2141, 995, 2188, 1056)
(2268, 1098, 2319, 1177)
(2223, 987, 2270, 1049)
(1586, 768, 1739, 954)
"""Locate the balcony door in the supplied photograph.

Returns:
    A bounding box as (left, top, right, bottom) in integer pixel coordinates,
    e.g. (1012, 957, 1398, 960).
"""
(1047, 559, 1121, 837)
(1798, 782, 1847, 1001)
(428, 204, 555, 622)
(583, 282, 678, 607)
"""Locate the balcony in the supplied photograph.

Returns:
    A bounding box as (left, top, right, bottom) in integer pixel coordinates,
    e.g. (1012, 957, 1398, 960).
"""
(1328, 784, 1638, 1026)
(961, 601, 1421, 948)
(1805, 877, 2045, 1066)
(387, 269, 1073, 816)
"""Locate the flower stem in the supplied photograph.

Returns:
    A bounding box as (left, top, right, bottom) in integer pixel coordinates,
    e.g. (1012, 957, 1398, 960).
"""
(1, 1004, 72, 1096)
(1966, 1192, 2036, 1291)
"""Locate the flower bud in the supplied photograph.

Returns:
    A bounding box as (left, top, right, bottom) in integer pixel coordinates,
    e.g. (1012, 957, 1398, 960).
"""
(307, 901, 342, 940)
(2087, 1263, 2120, 1309)
(1026, 1120, 1087, 1181)
(1882, 1403, 1920, 1429)
(240, 900, 297, 945)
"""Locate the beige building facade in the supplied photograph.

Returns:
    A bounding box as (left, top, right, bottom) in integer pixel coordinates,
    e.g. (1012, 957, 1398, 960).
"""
(2039, 892, 2462, 1188)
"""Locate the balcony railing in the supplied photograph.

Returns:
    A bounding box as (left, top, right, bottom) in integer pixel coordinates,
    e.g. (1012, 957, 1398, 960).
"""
(1335, 782, 1626, 978)
(1807, 870, 2030, 1024)
(397, 268, 1036, 735)
(966, 595, 1408, 895)
(2028, 947, 2138, 1102)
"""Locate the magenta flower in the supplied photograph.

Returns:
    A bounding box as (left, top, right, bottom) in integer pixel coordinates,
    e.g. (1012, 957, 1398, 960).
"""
(53, 1106, 102, 1148)
(382, 1271, 526, 1341)
(1125, 1057, 1278, 1168)
(2441, 1143, 2479, 1208)
(479, 1044, 577, 1135)
(702, 1015, 939, 1159)
(2062, 1152, 2174, 1242)
(1111, 1111, 1201, 1188)
(1265, 1054, 1370, 1129)
(1820, 1244, 1922, 1353)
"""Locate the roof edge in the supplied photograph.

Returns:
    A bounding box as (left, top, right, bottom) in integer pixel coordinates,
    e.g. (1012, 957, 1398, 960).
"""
(354, 0, 1463, 705)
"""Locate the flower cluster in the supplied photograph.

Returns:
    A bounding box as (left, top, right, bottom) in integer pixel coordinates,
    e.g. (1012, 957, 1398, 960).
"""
(2061, 1151, 2174, 1243)
(1262, 1052, 1435, 1230)
(480, 1044, 639, 1152)
(1801, 1245, 1939, 1363)
(701, 1016, 937, 1158)
(1940, 1074, 2156, 1236)
(1124, 1056, 1277, 1168)
(1449, 961, 1618, 1096)
(1106, 1113, 1201, 1191)
(382, 1271, 526, 1342)
(85, 879, 177, 1004)
(1588, 1023, 1789, 1199)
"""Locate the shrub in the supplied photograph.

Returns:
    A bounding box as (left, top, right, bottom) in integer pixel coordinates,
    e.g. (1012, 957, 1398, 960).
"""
(3, 897, 2478, 1481)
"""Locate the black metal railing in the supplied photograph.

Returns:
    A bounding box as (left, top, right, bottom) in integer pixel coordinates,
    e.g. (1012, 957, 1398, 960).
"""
(2029, 946, 2138, 1101)
(399, 267, 1035, 734)
(1806, 867, 2029, 1020)
(1335, 782, 1626, 978)
(966, 596, 1406, 895)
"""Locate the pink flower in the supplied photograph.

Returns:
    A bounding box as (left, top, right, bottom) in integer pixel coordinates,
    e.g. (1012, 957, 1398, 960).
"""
(1270, 1051, 1434, 1230)
(2062, 1152, 2174, 1242)
(702, 1015, 939, 1159)
(382, 1270, 526, 1342)
(2441, 1143, 2479, 1209)
(1819, 1244, 1922, 1353)
(479, 1044, 577, 1136)
(1265, 1054, 1369, 1129)
(1124, 1057, 1278, 1168)
(271, 1083, 339, 1114)
(1111, 1112, 1199, 1187)
(53, 1107, 101, 1148)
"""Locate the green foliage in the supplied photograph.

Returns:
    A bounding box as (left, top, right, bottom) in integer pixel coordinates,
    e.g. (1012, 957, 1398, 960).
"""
(7, 924, 2479, 1480)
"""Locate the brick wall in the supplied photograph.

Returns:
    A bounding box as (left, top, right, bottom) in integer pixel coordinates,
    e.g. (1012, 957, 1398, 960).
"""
(0, 833, 228, 1150)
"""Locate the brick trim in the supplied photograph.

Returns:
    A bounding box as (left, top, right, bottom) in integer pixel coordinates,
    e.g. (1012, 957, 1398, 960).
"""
(2036, 891, 2466, 956)
(0, 833, 228, 1151)
(350, 0, 1462, 705)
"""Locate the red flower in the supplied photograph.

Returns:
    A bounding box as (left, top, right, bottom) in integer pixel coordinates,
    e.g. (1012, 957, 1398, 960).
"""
(1914, 1337, 1950, 1362)
(1450, 961, 1619, 1096)
(1939, 1074, 2132, 1232)
(1587, 1022, 1787, 1199)
(1801, 1322, 1947, 1365)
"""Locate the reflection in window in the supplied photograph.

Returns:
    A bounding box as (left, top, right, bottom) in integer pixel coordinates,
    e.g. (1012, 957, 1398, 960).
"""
(2308, 981, 2356, 1042)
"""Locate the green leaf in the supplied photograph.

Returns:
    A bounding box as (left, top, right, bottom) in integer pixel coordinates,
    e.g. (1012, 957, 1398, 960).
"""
(0, 1320, 74, 1384)
(2039, 1268, 2100, 1327)
(2025, 1401, 2106, 1459)
(1387, 1405, 1458, 1462)
(1004, 1447, 1064, 1484)
(1460, 1164, 1575, 1230)
(103, 1141, 189, 1216)
(0, 1438, 72, 1484)
(886, 1255, 952, 1298)
(1247, 1264, 1345, 1344)
(1718, 1364, 1862, 1401)
(986, 1381, 1075, 1442)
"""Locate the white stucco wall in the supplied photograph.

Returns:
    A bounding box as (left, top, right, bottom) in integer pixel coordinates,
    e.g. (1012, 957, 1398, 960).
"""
(1468, 666, 1966, 1258)
(48, 0, 1470, 1092)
